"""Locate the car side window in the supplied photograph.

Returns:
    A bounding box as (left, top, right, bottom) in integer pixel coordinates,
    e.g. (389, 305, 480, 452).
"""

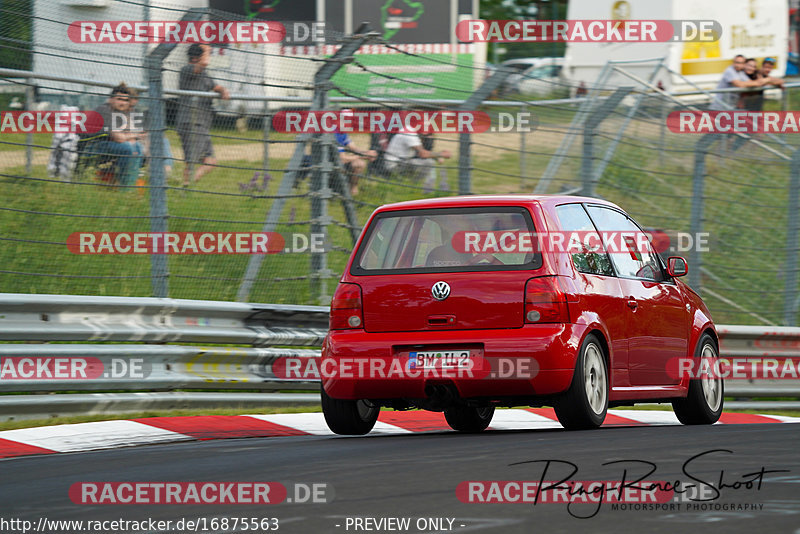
(585, 205, 666, 282)
(554, 204, 614, 276)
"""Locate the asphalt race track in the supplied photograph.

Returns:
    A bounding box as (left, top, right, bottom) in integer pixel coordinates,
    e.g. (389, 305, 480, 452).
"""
(1, 423, 799, 534)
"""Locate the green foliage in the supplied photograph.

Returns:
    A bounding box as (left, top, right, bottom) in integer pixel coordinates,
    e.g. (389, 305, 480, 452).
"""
(0, 0, 33, 71)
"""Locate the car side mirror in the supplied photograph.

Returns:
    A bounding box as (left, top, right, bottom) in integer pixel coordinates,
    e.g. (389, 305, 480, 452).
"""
(667, 256, 688, 278)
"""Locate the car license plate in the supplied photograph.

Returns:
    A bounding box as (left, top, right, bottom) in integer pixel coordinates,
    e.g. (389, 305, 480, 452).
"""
(408, 350, 472, 369)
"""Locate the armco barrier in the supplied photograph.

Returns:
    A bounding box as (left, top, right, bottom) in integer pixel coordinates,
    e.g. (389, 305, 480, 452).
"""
(0, 294, 798, 418)
(0, 293, 326, 395)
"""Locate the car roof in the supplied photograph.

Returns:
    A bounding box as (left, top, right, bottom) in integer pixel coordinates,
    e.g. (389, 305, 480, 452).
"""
(374, 195, 621, 213)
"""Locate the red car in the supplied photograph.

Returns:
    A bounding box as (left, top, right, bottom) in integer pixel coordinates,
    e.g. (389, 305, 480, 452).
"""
(321, 195, 723, 434)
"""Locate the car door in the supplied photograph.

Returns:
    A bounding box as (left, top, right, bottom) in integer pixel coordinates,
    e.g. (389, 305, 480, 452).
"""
(585, 205, 688, 386)
(554, 204, 630, 386)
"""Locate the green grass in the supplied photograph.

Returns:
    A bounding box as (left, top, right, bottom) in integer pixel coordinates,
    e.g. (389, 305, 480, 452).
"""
(0, 114, 795, 319)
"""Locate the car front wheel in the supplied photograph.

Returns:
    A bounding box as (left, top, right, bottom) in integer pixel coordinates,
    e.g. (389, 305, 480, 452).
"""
(554, 334, 608, 430)
(672, 333, 724, 425)
(321, 387, 380, 435)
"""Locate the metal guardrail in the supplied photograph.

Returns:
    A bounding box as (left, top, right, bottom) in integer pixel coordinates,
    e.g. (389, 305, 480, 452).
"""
(0, 294, 798, 420)
(0, 294, 326, 396)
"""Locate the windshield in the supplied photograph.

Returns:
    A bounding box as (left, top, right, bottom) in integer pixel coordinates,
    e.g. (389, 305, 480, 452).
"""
(351, 207, 542, 275)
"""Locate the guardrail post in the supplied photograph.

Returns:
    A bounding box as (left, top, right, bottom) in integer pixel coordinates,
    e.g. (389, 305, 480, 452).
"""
(689, 134, 718, 291)
(581, 87, 632, 197)
(457, 67, 513, 195)
(784, 149, 800, 325)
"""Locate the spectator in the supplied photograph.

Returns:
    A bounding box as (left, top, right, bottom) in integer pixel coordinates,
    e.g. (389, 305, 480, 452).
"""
(177, 43, 229, 187)
(754, 57, 785, 110)
(384, 128, 452, 194)
(128, 88, 173, 176)
(88, 83, 144, 187)
(335, 109, 377, 196)
(710, 55, 770, 110)
(739, 58, 762, 111)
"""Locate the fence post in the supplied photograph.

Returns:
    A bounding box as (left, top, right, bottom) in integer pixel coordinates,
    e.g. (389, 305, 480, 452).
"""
(309, 133, 335, 305)
(25, 78, 33, 175)
(262, 99, 271, 175)
(145, 56, 169, 298)
(144, 8, 204, 297)
(581, 87, 632, 197)
(590, 60, 664, 186)
(689, 134, 717, 291)
(456, 67, 513, 195)
(535, 61, 613, 194)
(236, 24, 374, 303)
(519, 104, 527, 188)
(784, 149, 800, 325)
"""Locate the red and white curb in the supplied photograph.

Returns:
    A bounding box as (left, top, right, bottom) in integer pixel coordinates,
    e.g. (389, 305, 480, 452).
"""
(1, 409, 797, 460)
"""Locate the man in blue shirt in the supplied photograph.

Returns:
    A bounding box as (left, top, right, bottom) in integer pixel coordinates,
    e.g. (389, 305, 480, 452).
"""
(335, 110, 376, 196)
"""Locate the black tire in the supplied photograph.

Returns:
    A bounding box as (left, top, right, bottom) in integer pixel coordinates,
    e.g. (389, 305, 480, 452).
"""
(672, 334, 724, 425)
(321, 387, 379, 435)
(444, 406, 495, 433)
(554, 334, 608, 430)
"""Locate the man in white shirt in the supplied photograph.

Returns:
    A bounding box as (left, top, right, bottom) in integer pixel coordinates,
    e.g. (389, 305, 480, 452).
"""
(384, 130, 452, 193)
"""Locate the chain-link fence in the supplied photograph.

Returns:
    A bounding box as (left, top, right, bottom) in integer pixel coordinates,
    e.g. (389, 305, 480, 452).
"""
(2, 0, 800, 327)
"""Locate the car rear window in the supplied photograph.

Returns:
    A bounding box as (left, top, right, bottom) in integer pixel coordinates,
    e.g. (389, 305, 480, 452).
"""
(350, 207, 542, 275)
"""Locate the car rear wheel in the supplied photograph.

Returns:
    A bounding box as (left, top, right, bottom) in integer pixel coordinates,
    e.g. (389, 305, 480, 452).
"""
(444, 406, 495, 432)
(672, 334, 724, 425)
(554, 334, 608, 430)
(321, 387, 380, 435)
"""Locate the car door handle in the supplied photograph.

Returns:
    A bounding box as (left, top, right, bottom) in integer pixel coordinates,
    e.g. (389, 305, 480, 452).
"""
(627, 298, 638, 310)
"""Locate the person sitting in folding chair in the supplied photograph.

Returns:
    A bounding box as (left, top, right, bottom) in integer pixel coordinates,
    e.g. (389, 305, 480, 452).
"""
(84, 83, 144, 187)
(335, 109, 376, 196)
(384, 128, 451, 194)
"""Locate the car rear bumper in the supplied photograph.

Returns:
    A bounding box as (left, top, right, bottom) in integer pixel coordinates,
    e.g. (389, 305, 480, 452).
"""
(322, 323, 586, 400)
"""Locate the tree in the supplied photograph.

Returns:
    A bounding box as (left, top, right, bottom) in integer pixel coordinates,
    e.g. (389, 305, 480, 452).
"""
(0, 0, 33, 70)
(479, 0, 567, 62)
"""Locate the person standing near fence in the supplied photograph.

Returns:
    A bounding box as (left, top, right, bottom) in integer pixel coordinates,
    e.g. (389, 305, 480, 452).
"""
(710, 55, 771, 110)
(177, 44, 230, 187)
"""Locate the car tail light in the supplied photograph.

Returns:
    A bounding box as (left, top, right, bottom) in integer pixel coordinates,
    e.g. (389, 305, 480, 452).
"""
(330, 283, 363, 330)
(525, 276, 569, 324)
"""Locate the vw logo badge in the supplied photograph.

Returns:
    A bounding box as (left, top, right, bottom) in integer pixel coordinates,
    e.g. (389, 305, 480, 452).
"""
(431, 281, 450, 301)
